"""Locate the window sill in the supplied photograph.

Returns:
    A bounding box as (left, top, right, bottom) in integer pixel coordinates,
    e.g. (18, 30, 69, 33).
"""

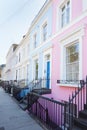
(56, 83, 80, 88)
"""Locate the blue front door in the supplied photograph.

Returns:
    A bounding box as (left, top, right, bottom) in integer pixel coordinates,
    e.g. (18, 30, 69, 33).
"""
(46, 61, 50, 89)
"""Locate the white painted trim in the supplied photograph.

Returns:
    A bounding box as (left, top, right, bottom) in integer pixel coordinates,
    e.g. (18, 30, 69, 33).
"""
(40, 18, 48, 44)
(79, 37, 83, 80)
(29, 23, 86, 60)
(32, 56, 39, 80)
(32, 31, 37, 49)
(54, 12, 87, 39)
(57, 0, 71, 30)
(29, 0, 52, 33)
(60, 29, 83, 83)
(59, 24, 85, 42)
(43, 48, 52, 89)
(56, 83, 80, 88)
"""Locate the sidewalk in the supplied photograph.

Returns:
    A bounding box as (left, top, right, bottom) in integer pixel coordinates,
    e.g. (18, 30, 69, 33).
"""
(0, 87, 44, 130)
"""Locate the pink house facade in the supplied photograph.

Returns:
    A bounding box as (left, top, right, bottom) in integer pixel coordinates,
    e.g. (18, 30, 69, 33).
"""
(51, 0, 87, 101)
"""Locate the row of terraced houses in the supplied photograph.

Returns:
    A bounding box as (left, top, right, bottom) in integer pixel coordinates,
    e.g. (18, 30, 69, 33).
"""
(1, 0, 87, 129)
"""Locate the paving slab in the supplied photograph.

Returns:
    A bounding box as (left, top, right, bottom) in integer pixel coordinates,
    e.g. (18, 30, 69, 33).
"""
(0, 87, 44, 130)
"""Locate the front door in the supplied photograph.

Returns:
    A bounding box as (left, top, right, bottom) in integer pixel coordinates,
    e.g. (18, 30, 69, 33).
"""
(46, 61, 50, 89)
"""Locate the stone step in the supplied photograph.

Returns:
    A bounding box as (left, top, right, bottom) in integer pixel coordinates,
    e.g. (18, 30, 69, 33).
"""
(79, 110, 87, 119)
(19, 103, 27, 110)
(84, 104, 87, 110)
(0, 127, 5, 130)
(74, 118, 87, 130)
(72, 126, 82, 130)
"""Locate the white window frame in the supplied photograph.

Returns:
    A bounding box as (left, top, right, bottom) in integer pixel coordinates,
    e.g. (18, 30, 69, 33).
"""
(35, 59, 38, 80)
(19, 52, 21, 62)
(40, 19, 48, 43)
(57, 0, 71, 31)
(32, 56, 39, 80)
(60, 30, 83, 87)
(65, 41, 79, 81)
(61, 0, 70, 27)
(42, 22, 47, 42)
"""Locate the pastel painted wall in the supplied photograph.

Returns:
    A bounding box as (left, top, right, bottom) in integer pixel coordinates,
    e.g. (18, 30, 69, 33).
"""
(51, 0, 87, 101)
(30, 4, 52, 49)
(82, 23, 87, 78)
(29, 3, 52, 81)
(71, 0, 82, 20)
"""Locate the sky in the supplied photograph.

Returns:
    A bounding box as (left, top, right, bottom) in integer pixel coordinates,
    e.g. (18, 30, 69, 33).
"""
(0, 0, 46, 64)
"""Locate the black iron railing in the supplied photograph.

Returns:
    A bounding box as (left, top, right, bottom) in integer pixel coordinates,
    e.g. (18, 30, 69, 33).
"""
(57, 80, 80, 85)
(32, 78, 50, 89)
(67, 76, 87, 129)
(27, 92, 67, 130)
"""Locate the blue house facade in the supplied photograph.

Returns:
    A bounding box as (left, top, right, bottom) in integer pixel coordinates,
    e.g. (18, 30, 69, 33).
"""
(28, 0, 53, 89)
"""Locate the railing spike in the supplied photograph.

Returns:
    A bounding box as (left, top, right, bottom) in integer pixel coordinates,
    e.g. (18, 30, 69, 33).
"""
(69, 95, 70, 102)
(72, 92, 74, 98)
(86, 75, 87, 81)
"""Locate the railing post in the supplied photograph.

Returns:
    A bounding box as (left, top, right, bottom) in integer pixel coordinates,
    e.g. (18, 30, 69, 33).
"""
(75, 88, 77, 118)
(64, 103, 66, 130)
(27, 93, 29, 111)
(36, 101, 37, 116)
(46, 108, 49, 124)
(69, 95, 71, 130)
(86, 76, 87, 105)
(72, 92, 74, 125)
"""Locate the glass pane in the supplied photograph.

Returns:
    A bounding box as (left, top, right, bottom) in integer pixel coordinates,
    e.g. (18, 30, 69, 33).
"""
(34, 34, 37, 48)
(72, 73, 79, 81)
(75, 43, 79, 53)
(66, 43, 79, 81)
(43, 24, 47, 41)
(66, 73, 72, 81)
(66, 48, 70, 56)
(70, 53, 78, 63)
(76, 73, 79, 80)
(66, 7, 70, 23)
(70, 45, 75, 54)
(66, 64, 72, 72)
(35, 60, 38, 80)
(66, 1, 70, 23)
(62, 12, 66, 27)
(62, 6, 65, 12)
(67, 1, 70, 6)
(72, 63, 75, 71)
(72, 73, 75, 81)
(66, 56, 70, 63)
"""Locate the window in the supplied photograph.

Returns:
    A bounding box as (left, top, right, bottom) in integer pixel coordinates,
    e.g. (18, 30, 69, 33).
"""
(43, 23, 47, 41)
(33, 33, 37, 48)
(23, 67, 25, 79)
(66, 42, 79, 81)
(19, 69, 20, 80)
(61, 1, 70, 27)
(19, 53, 20, 62)
(16, 70, 18, 80)
(35, 60, 38, 80)
(27, 64, 29, 83)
